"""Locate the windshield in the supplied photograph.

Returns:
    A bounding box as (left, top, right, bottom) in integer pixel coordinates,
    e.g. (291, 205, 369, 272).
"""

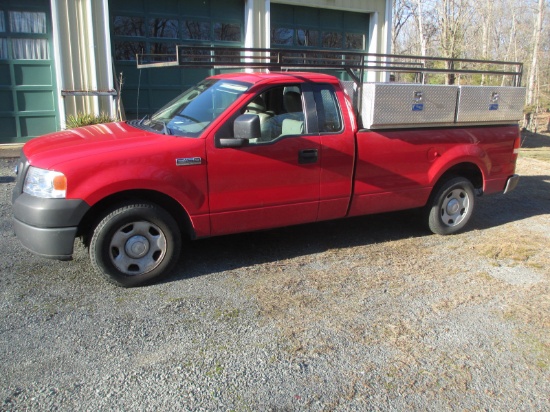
(142, 79, 251, 137)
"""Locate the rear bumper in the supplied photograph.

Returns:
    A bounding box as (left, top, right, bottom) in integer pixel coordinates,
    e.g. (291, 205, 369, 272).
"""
(503, 174, 520, 194)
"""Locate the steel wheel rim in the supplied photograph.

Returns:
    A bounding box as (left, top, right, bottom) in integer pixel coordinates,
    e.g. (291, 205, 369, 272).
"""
(440, 188, 470, 227)
(109, 221, 167, 275)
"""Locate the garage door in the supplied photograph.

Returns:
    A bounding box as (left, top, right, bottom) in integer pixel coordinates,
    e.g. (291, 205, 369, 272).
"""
(271, 4, 368, 50)
(271, 4, 369, 79)
(0, 0, 58, 144)
(110, 0, 244, 119)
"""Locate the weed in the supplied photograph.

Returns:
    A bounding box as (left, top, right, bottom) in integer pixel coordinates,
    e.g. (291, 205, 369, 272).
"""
(213, 308, 240, 321)
(206, 362, 224, 377)
(65, 112, 115, 129)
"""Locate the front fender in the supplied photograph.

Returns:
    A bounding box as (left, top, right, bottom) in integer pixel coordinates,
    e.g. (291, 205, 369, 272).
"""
(64, 156, 209, 218)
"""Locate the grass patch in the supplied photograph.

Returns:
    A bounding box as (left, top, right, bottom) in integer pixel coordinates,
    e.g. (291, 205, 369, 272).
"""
(213, 307, 240, 321)
(519, 149, 550, 162)
(474, 231, 550, 266)
(503, 285, 550, 331)
(520, 131, 550, 162)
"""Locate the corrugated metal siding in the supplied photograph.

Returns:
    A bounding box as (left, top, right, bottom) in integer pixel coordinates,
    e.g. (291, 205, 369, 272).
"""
(54, 0, 114, 120)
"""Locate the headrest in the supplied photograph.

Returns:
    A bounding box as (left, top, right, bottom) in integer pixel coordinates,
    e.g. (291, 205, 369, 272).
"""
(245, 96, 266, 113)
(284, 91, 302, 113)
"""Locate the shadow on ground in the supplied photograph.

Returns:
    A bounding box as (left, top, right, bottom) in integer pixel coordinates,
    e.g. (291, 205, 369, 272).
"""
(521, 130, 550, 148)
(164, 209, 428, 284)
(164, 172, 550, 284)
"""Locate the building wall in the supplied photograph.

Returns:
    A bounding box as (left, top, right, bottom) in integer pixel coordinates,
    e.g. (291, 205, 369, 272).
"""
(2, 0, 391, 144)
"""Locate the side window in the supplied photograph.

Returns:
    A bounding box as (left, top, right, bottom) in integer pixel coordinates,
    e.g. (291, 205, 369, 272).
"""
(242, 85, 305, 144)
(313, 85, 343, 133)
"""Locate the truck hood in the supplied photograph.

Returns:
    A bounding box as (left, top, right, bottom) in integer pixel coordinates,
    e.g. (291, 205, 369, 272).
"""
(23, 122, 172, 168)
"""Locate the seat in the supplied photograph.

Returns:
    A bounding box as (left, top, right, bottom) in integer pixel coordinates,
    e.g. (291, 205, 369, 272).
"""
(264, 91, 305, 138)
(281, 118, 304, 135)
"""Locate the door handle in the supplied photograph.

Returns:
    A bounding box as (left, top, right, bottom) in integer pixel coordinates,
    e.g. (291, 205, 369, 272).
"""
(298, 149, 318, 164)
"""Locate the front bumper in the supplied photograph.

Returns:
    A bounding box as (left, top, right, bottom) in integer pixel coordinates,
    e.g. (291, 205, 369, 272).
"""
(12, 193, 90, 260)
(13, 218, 78, 260)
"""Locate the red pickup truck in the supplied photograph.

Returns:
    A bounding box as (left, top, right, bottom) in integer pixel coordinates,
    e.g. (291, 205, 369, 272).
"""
(12, 67, 522, 286)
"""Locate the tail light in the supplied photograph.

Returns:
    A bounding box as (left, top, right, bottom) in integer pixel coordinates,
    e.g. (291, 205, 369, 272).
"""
(511, 134, 521, 162)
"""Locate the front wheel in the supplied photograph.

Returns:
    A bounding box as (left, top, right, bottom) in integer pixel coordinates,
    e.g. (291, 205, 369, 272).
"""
(427, 177, 475, 235)
(89, 202, 181, 287)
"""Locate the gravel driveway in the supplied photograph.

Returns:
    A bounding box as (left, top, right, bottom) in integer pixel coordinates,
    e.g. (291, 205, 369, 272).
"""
(0, 153, 548, 411)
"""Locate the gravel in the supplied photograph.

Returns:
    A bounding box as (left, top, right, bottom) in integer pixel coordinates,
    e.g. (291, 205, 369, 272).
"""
(0, 154, 548, 411)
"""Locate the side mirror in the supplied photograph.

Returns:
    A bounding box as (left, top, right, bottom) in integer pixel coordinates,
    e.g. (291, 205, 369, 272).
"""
(234, 114, 261, 139)
(217, 114, 261, 148)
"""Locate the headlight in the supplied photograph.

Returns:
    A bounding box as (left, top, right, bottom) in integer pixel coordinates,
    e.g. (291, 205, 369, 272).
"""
(23, 167, 67, 198)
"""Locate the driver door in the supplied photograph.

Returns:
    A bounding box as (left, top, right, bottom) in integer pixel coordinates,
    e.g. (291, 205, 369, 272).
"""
(206, 84, 321, 236)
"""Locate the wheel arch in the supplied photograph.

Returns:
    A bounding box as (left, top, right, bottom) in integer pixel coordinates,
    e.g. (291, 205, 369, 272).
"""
(78, 189, 195, 244)
(431, 162, 484, 195)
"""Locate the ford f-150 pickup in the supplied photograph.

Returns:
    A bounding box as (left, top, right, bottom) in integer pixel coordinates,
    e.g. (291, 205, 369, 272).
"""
(12, 48, 524, 286)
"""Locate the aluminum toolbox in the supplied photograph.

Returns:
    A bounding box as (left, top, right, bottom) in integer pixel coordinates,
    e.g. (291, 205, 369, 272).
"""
(341, 81, 358, 106)
(360, 83, 459, 129)
(455, 86, 526, 123)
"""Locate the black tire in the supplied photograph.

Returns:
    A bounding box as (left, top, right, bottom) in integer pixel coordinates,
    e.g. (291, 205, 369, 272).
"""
(89, 202, 181, 287)
(427, 176, 475, 235)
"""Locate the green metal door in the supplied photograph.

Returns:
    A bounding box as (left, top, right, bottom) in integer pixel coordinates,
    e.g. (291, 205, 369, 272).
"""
(110, 0, 244, 120)
(0, 0, 58, 144)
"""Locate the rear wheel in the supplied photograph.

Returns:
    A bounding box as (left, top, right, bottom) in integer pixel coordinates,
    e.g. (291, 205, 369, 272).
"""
(89, 202, 181, 287)
(427, 177, 475, 235)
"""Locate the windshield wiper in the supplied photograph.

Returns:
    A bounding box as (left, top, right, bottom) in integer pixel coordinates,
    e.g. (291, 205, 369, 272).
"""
(162, 121, 172, 135)
(138, 114, 148, 125)
(135, 118, 172, 135)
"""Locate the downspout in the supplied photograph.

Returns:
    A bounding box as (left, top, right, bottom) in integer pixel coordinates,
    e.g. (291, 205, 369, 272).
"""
(265, 0, 270, 49)
(85, 0, 99, 116)
(244, 0, 254, 72)
(101, 0, 116, 118)
(384, 0, 392, 55)
(50, 0, 66, 130)
(244, 0, 254, 48)
(383, 0, 393, 82)
(367, 12, 378, 83)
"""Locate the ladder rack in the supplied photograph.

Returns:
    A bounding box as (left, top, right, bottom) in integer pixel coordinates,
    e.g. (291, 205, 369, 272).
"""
(136, 46, 523, 88)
